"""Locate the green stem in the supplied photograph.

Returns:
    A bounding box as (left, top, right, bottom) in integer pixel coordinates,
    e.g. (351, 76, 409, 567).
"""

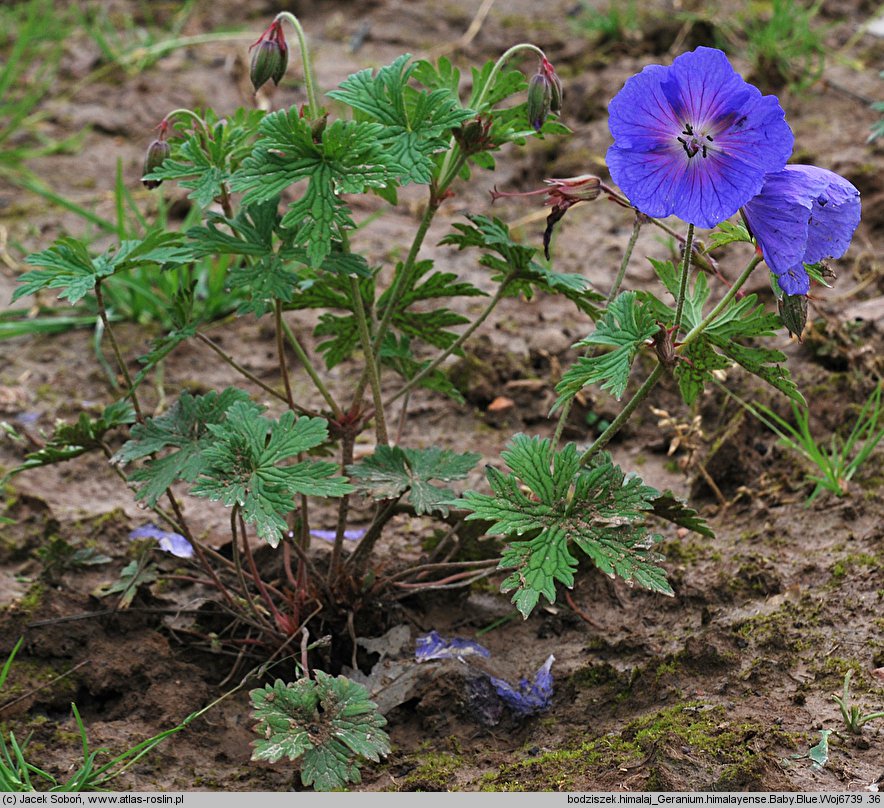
(350, 276, 388, 445)
(436, 42, 544, 188)
(275, 12, 320, 118)
(681, 255, 762, 349)
(196, 331, 290, 406)
(579, 364, 665, 465)
(607, 213, 643, 304)
(274, 300, 296, 412)
(94, 280, 142, 422)
(384, 272, 516, 407)
(672, 223, 694, 332)
(279, 318, 342, 418)
(553, 217, 644, 449)
(579, 221, 695, 465)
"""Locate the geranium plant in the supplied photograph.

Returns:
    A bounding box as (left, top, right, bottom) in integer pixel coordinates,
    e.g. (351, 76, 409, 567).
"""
(4, 14, 860, 791)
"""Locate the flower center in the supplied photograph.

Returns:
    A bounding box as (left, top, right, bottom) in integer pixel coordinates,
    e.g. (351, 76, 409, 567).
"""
(677, 123, 714, 159)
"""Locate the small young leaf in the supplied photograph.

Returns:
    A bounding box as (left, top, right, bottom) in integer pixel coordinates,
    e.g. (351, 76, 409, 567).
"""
(92, 559, 158, 609)
(459, 435, 674, 618)
(556, 291, 658, 404)
(441, 214, 602, 316)
(3, 400, 136, 481)
(348, 445, 480, 516)
(143, 108, 265, 207)
(706, 220, 753, 251)
(231, 112, 403, 268)
(250, 671, 390, 791)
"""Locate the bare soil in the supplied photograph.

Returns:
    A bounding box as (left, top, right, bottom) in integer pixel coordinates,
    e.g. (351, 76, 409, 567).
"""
(1, 0, 883, 793)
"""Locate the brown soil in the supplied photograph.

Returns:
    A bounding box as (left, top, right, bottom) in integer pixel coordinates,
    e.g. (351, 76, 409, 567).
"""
(1, 0, 883, 793)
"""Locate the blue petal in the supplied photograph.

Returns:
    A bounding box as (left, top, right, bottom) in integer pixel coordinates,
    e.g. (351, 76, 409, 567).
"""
(310, 528, 365, 542)
(775, 266, 811, 296)
(799, 167, 861, 264)
(606, 47, 793, 228)
(415, 631, 491, 662)
(744, 165, 861, 282)
(488, 654, 555, 716)
(129, 523, 193, 558)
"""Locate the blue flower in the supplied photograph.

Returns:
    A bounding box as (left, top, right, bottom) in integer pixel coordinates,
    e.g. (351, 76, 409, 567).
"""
(129, 523, 193, 559)
(742, 165, 861, 295)
(415, 631, 491, 662)
(309, 528, 365, 543)
(488, 654, 555, 716)
(606, 47, 794, 229)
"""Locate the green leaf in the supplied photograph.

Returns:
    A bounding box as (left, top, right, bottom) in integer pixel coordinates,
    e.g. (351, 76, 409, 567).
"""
(328, 54, 474, 185)
(250, 671, 390, 791)
(379, 334, 465, 403)
(190, 402, 352, 545)
(15, 232, 189, 304)
(3, 401, 136, 482)
(556, 291, 658, 404)
(706, 220, 753, 251)
(649, 491, 714, 538)
(92, 559, 158, 609)
(640, 260, 805, 406)
(144, 108, 264, 207)
(441, 214, 602, 316)
(348, 445, 479, 516)
(459, 435, 673, 617)
(113, 389, 252, 506)
(231, 111, 402, 268)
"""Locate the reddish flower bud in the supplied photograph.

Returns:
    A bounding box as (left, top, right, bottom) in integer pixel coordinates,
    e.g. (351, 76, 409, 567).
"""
(527, 56, 564, 131)
(249, 21, 288, 92)
(142, 139, 171, 189)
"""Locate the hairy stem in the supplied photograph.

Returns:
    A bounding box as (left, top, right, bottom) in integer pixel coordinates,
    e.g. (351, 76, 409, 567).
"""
(274, 300, 296, 412)
(350, 276, 388, 445)
(329, 431, 355, 582)
(195, 331, 291, 406)
(278, 318, 341, 417)
(554, 216, 644, 449)
(94, 279, 143, 422)
(385, 271, 517, 407)
(681, 255, 762, 349)
(579, 363, 665, 465)
(607, 213, 643, 304)
(274, 12, 320, 118)
(672, 223, 694, 332)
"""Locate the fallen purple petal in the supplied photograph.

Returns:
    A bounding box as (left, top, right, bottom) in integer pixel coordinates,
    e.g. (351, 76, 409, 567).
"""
(415, 630, 491, 662)
(310, 528, 366, 543)
(129, 524, 193, 559)
(488, 654, 555, 716)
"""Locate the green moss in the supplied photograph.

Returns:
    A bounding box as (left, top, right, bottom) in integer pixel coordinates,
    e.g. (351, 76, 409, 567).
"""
(395, 748, 465, 791)
(829, 553, 879, 582)
(734, 596, 822, 653)
(17, 581, 46, 614)
(569, 662, 621, 689)
(481, 702, 787, 791)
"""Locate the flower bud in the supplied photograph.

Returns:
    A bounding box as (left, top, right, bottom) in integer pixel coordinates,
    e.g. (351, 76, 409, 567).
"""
(142, 139, 171, 189)
(778, 292, 808, 340)
(527, 72, 551, 132)
(542, 57, 563, 114)
(452, 115, 493, 155)
(249, 21, 288, 92)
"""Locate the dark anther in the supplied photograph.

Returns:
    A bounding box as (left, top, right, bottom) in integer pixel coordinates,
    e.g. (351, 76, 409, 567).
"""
(706, 135, 714, 141)
(701, 144, 708, 157)
(682, 123, 694, 135)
